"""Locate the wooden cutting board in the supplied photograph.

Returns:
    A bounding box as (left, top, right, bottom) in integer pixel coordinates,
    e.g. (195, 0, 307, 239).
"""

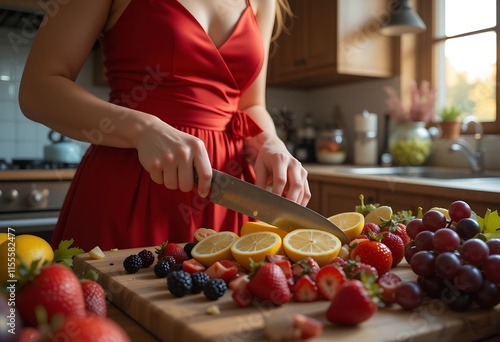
(73, 247, 500, 342)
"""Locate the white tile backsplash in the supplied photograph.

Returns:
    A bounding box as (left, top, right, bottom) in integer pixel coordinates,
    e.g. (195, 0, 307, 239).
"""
(0, 26, 108, 162)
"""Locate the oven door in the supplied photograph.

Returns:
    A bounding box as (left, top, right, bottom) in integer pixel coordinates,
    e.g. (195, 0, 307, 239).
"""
(0, 211, 59, 242)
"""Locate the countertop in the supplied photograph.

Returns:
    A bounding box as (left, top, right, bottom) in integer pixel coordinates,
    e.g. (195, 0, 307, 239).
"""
(303, 164, 500, 204)
(0, 169, 76, 181)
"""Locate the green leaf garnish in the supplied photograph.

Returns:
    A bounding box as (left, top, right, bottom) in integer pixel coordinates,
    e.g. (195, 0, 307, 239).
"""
(53, 239, 84, 268)
(477, 209, 500, 240)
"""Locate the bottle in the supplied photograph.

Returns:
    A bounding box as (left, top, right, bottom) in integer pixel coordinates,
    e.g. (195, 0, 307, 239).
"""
(379, 114, 393, 166)
(354, 110, 378, 165)
(316, 106, 347, 164)
(294, 113, 316, 163)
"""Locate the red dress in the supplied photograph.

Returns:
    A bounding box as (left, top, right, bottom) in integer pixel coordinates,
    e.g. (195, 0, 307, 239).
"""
(50, 0, 264, 251)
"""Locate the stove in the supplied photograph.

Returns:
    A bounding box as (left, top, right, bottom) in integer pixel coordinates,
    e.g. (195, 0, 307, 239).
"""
(0, 159, 78, 242)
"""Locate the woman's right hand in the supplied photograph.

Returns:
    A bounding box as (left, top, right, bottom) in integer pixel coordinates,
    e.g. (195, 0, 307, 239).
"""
(135, 117, 213, 198)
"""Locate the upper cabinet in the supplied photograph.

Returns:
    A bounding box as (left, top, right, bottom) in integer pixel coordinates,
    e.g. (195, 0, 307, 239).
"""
(268, 0, 398, 88)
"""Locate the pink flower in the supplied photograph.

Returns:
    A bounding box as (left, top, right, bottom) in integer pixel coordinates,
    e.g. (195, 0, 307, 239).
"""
(384, 80, 436, 124)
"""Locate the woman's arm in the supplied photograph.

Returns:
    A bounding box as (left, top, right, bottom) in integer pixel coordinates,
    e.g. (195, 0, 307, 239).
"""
(239, 0, 310, 205)
(19, 0, 213, 196)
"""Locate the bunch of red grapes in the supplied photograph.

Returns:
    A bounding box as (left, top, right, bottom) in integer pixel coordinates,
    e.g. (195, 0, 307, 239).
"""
(403, 200, 500, 311)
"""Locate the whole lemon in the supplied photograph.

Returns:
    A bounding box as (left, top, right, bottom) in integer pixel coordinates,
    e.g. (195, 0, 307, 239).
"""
(0, 234, 54, 285)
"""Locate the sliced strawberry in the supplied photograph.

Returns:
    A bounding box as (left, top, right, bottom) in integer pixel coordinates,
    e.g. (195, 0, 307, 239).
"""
(316, 265, 346, 300)
(328, 257, 347, 269)
(228, 273, 249, 290)
(292, 257, 320, 282)
(293, 314, 323, 340)
(205, 261, 238, 282)
(266, 254, 293, 279)
(377, 272, 402, 305)
(231, 276, 253, 308)
(182, 259, 206, 274)
(293, 275, 319, 302)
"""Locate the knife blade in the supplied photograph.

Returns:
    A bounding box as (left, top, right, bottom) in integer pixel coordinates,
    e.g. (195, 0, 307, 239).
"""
(196, 169, 350, 245)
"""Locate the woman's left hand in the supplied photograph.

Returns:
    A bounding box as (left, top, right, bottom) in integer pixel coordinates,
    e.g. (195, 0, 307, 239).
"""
(252, 136, 311, 206)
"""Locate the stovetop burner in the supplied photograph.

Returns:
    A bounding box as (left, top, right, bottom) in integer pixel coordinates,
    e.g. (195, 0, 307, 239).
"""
(0, 159, 79, 170)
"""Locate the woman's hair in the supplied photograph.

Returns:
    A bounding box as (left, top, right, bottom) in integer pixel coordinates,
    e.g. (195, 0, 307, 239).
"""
(273, 0, 293, 42)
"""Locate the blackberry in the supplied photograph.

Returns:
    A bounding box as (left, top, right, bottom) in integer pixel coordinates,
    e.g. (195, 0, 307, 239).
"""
(138, 249, 155, 268)
(191, 272, 210, 294)
(171, 263, 184, 273)
(123, 254, 142, 274)
(154, 260, 170, 278)
(160, 255, 177, 268)
(167, 270, 192, 297)
(203, 278, 227, 300)
(183, 242, 197, 259)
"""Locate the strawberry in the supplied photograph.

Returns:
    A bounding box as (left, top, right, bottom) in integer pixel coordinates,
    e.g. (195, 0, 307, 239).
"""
(328, 256, 347, 269)
(380, 211, 412, 245)
(362, 222, 381, 237)
(155, 241, 189, 264)
(182, 259, 206, 274)
(293, 274, 319, 302)
(205, 260, 238, 282)
(266, 254, 294, 288)
(81, 279, 107, 317)
(349, 240, 393, 276)
(17, 263, 86, 327)
(326, 279, 378, 325)
(315, 265, 346, 300)
(377, 272, 402, 305)
(380, 232, 405, 267)
(292, 257, 320, 282)
(264, 313, 323, 341)
(229, 275, 253, 307)
(48, 315, 130, 341)
(248, 262, 291, 305)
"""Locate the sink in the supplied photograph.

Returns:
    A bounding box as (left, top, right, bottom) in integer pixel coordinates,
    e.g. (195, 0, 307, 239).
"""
(334, 166, 500, 181)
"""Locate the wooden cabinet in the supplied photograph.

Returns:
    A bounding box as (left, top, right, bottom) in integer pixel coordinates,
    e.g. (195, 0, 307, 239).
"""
(320, 183, 376, 217)
(0, 0, 42, 11)
(268, 0, 396, 88)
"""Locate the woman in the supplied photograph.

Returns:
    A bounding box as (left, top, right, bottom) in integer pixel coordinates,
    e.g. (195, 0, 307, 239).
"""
(19, 0, 310, 251)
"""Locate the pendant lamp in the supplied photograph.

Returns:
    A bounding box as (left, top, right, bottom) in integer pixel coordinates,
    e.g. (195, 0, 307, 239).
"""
(381, 0, 427, 36)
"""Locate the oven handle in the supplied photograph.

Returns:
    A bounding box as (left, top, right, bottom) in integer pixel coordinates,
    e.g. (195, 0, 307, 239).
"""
(0, 217, 58, 228)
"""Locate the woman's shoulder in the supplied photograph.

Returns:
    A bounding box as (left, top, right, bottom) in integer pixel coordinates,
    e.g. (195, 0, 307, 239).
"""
(251, 0, 276, 15)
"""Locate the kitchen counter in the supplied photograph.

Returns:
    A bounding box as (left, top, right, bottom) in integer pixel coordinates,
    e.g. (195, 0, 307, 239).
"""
(302, 164, 500, 216)
(0, 169, 76, 181)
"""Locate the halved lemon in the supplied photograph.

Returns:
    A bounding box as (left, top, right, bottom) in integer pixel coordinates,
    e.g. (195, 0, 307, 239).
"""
(364, 205, 393, 225)
(231, 232, 283, 270)
(191, 231, 239, 267)
(240, 221, 289, 239)
(194, 228, 217, 242)
(327, 212, 365, 240)
(283, 229, 341, 266)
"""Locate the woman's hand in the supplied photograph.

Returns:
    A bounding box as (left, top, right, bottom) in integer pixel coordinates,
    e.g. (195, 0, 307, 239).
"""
(134, 117, 213, 197)
(252, 135, 311, 206)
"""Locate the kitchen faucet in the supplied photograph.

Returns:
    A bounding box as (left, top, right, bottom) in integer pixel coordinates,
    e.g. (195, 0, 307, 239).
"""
(449, 116, 484, 173)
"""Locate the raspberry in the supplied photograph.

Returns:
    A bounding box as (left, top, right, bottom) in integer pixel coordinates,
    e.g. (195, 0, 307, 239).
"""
(183, 242, 198, 259)
(154, 260, 170, 278)
(167, 270, 192, 297)
(123, 255, 142, 274)
(203, 278, 227, 301)
(138, 249, 155, 268)
(191, 272, 210, 294)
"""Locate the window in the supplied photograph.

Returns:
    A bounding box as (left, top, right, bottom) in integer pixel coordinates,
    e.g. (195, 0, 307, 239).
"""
(418, 0, 499, 134)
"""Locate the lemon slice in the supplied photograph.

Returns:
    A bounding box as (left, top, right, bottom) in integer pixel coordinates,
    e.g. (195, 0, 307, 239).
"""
(240, 221, 289, 239)
(327, 212, 364, 241)
(194, 228, 217, 242)
(191, 231, 239, 267)
(89, 246, 105, 260)
(231, 232, 283, 270)
(364, 205, 393, 225)
(283, 229, 341, 266)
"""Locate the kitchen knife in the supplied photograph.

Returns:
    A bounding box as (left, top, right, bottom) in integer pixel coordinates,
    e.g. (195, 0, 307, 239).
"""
(195, 169, 350, 245)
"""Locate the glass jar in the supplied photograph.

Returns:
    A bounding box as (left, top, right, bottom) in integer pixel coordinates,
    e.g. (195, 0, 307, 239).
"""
(389, 122, 432, 166)
(315, 129, 347, 164)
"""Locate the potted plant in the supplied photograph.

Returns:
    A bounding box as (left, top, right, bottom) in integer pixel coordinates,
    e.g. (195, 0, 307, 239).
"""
(438, 105, 464, 139)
